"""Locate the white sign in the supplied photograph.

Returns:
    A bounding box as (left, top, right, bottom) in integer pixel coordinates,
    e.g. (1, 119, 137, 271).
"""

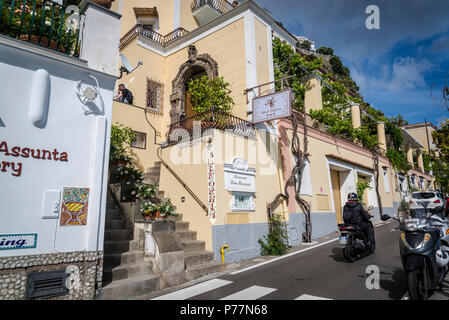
(224, 158, 256, 193)
(0, 233, 38, 250)
(252, 89, 291, 124)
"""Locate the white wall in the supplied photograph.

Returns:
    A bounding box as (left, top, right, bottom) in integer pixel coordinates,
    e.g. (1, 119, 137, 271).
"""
(0, 4, 118, 257)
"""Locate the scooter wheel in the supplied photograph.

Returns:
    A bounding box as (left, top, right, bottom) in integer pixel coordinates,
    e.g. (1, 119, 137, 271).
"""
(343, 237, 356, 262)
(407, 269, 428, 300)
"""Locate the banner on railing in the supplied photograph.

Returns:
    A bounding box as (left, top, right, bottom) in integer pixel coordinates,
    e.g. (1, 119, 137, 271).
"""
(251, 89, 291, 124)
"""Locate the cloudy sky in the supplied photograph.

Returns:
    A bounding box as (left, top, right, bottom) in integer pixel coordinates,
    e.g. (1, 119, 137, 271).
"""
(255, 0, 449, 126)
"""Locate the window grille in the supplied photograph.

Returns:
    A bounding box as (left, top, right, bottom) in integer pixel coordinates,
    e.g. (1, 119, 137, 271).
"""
(146, 79, 163, 112)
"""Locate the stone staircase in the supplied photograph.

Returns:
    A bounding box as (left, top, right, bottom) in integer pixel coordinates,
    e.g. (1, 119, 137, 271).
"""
(100, 194, 160, 300)
(169, 214, 226, 280)
(145, 162, 226, 281)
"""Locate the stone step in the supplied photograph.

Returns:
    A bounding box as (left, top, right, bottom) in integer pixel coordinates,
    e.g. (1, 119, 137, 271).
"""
(105, 219, 126, 230)
(167, 214, 183, 222)
(175, 221, 189, 231)
(104, 240, 139, 254)
(184, 250, 214, 268)
(146, 167, 161, 174)
(176, 230, 197, 241)
(104, 229, 132, 241)
(102, 262, 153, 283)
(104, 251, 145, 268)
(106, 209, 120, 215)
(181, 240, 205, 252)
(185, 261, 226, 281)
(100, 274, 160, 300)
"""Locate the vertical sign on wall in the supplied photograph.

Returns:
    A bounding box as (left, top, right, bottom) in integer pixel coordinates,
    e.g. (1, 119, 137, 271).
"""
(60, 187, 90, 226)
(206, 143, 216, 221)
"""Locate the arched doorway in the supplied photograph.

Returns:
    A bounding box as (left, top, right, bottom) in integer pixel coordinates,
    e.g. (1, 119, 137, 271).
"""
(169, 45, 219, 124)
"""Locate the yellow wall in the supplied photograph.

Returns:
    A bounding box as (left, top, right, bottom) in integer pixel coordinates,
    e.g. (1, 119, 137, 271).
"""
(158, 130, 284, 251)
(282, 125, 396, 215)
(254, 17, 270, 89)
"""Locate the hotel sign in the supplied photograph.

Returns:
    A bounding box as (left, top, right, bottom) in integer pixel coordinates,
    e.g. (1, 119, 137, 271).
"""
(224, 158, 256, 193)
(252, 89, 291, 124)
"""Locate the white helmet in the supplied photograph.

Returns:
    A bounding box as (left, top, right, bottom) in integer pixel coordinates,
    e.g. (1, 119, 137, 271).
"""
(436, 247, 449, 268)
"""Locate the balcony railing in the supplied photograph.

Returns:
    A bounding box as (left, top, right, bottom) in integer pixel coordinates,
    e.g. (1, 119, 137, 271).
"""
(119, 24, 189, 49)
(0, 0, 84, 57)
(167, 108, 256, 140)
(191, 0, 234, 14)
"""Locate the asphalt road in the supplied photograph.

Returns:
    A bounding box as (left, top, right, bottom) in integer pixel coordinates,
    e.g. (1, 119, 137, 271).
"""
(152, 221, 449, 300)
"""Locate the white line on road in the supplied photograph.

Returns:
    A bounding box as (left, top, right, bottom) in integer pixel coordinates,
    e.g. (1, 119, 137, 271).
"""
(152, 279, 233, 300)
(295, 294, 332, 300)
(230, 238, 339, 275)
(220, 286, 276, 300)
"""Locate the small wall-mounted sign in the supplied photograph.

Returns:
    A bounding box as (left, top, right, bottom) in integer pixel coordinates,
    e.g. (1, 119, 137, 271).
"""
(0, 233, 38, 250)
(252, 89, 291, 124)
(224, 158, 256, 193)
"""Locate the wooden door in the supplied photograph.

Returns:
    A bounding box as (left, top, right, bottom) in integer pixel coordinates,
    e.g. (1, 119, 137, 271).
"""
(330, 169, 343, 224)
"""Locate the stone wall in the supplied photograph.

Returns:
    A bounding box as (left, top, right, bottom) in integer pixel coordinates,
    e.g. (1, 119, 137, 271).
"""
(0, 251, 103, 300)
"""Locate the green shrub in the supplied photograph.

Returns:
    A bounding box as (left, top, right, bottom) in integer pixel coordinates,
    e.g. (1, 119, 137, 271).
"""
(258, 214, 289, 256)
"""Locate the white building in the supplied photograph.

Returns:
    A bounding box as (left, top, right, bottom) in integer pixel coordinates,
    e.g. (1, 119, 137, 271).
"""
(0, 1, 120, 299)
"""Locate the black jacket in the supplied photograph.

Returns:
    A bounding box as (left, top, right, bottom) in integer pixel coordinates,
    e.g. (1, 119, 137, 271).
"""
(343, 201, 371, 225)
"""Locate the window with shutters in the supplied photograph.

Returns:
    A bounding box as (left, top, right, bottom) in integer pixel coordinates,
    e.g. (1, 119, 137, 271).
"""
(146, 78, 163, 113)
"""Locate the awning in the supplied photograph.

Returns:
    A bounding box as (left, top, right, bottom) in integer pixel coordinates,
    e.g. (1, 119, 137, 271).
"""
(133, 7, 158, 17)
(401, 128, 425, 149)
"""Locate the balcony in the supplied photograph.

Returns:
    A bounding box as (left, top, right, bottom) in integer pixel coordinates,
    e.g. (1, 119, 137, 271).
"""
(167, 108, 255, 140)
(0, 0, 83, 57)
(191, 0, 234, 26)
(120, 24, 189, 50)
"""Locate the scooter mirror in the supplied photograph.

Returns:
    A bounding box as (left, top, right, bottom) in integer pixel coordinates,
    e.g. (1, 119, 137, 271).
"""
(381, 215, 391, 221)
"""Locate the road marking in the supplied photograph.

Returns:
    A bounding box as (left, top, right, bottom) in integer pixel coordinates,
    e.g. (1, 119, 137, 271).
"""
(295, 294, 332, 300)
(230, 238, 339, 275)
(220, 286, 276, 300)
(152, 279, 233, 300)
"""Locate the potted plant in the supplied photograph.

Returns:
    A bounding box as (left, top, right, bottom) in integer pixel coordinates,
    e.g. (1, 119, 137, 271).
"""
(131, 183, 158, 201)
(158, 198, 178, 221)
(187, 75, 234, 125)
(140, 200, 161, 220)
(109, 123, 136, 167)
(398, 199, 410, 219)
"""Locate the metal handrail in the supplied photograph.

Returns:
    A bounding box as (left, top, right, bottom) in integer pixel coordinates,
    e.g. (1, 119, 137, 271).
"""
(0, 0, 84, 57)
(191, 0, 234, 14)
(119, 24, 189, 49)
(167, 108, 256, 140)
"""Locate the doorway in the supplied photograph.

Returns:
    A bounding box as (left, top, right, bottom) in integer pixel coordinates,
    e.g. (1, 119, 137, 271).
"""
(330, 169, 343, 224)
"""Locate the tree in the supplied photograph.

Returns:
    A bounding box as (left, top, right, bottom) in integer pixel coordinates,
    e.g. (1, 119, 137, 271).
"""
(187, 75, 234, 115)
(432, 119, 449, 162)
(297, 40, 312, 50)
(316, 47, 334, 56)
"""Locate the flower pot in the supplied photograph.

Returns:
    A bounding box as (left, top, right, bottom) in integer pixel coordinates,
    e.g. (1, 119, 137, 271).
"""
(19, 35, 66, 53)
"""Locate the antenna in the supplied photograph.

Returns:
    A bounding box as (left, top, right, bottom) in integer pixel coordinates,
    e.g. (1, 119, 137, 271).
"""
(118, 54, 143, 79)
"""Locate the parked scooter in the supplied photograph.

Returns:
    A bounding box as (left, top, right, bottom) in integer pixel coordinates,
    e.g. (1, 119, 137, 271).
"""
(339, 206, 375, 262)
(382, 203, 449, 300)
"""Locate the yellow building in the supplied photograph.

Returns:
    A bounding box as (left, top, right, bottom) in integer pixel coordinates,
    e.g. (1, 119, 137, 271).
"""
(107, 0, 421, 266)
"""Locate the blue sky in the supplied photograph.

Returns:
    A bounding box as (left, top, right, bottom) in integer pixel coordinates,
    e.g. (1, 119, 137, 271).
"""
(254, 0, 449, 126)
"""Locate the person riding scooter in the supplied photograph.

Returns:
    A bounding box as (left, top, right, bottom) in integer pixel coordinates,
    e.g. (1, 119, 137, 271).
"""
(343, 193, 375, 253)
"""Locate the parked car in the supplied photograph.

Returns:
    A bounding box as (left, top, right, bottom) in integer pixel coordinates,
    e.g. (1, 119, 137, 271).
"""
(445, 196, 449, 216)
(409, 190, 445, 211)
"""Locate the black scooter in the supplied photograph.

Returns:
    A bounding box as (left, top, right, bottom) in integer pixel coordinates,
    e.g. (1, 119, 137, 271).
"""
(338, 219, 375, 262)
(382, 205, 449, 300)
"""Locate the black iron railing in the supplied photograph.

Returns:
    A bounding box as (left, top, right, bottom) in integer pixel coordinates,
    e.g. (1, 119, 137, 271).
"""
(0, 0, 83, 57)
(119, 24, 189, 49)
(167, 108, 255, 140)
(191, 0, 234, 14)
